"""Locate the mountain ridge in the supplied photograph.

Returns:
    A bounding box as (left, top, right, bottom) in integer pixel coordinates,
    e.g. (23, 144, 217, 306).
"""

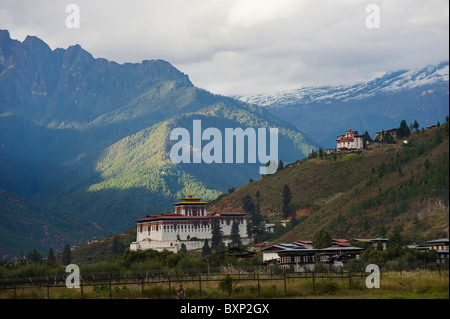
(209, 123, 449, 243)
(0, 30, 317, 259)
(236, 61, 449, 148)
(238, 61, 449, 107)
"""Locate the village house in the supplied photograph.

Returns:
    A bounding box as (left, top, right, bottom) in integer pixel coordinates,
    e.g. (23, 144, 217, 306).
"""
(261, 239, 363, 271)
(261, 243, 299, 265)
(425, 238, 449, 264)
(375, 128, 398, 140)
(336, 129, 364, 151)
(130, 195, 248, 252)
(222, 247, 256, 261)
(264, 223, 276, 233)
(353, 237, 388, 250)
(407, 244, 430, 252)
(318, 246, 364, 267)
(277, 247, 318, 272)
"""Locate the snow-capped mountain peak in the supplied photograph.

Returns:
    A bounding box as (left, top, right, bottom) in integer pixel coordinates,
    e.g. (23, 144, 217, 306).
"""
(238, 61, 449, 108)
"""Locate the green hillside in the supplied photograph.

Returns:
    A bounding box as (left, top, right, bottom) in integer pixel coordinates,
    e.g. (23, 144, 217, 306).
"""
(209, 121, 449, 243)
(36, 101, 317, 233)
(0, 31, 318, 258)
(0, 190, 102, 261)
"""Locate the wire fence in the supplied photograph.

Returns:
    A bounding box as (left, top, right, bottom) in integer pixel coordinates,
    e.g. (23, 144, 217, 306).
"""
(0, 262, 447, 299)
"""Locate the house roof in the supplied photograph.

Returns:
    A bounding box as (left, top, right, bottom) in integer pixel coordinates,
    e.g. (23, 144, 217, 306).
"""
(353, 238, 388, 243)
(219, 212, 246, 216)
(319, 246, 364, 252)
(172, 195, 209, 205)
(332, 239, 350, 247)
(425, 238, 449, 244)
(376, 128, 398, 134)
(135, 213, 217, 223)
(135, 211, 245, 223)
(261, 243, 305, 252)
(277, 248, 319, 255)
(255, 243, 267, 247)
(407, 245, 429, 250)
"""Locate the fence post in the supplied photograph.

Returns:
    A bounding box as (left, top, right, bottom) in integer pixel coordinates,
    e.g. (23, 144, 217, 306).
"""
(257, 273, 260, 298)
(199, 275, 202, 296)
(13, 281, 16, 299)
(80, 278, 83, 299)
(283, 272, 287, 296)
(348, 271, 352, 289)
(312, 272, 315, 295)
(109, 276, 112, 299)
(168, 274, 171, 294)
(141, 277, 144, 296)
(46, 278, 50, 299)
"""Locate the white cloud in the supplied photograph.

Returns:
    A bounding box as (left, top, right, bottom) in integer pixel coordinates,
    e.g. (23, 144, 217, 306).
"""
(0, 0, 448, 96)
(225, 0, 304, 28)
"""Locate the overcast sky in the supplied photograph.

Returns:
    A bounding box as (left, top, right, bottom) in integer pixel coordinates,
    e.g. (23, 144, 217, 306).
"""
(0, 0, 448, 96)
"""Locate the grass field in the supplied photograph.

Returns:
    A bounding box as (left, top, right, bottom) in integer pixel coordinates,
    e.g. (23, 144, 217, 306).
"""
(1, 269, 447, 299)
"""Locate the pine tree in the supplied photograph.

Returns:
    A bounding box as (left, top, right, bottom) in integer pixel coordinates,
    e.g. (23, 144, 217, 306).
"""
(384, 131, 396, 144)
(211, 218, 223, 251)
(309, 149, 317, 159)
(26, 248, 42, 263)
(47, 248, 56, 264)
(363, 131, 372, 148)
(278, 159, 284, 170)
(255, 191, 261, 215)
(216, 240, 226, 253)
(318, 147, 324, 159)
(62, 244, 72, 266)
(378, 225, 387, 238)
(202, 239, 211, 256)
(230, 221, 242, 248)
(242, 195, 255, 215)
(397, 120, 411, 138)
(282, 184, 292, 218)
(242, 194, 256, 239)
(112, 235, 120, 254)
(390, 225, 404, 247)
(312, 229, 332, 249)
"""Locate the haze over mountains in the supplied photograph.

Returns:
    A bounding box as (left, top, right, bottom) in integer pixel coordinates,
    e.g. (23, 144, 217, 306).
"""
(0, 29, 448, 260)
(0, 30, 317, 259)
(238, 62, 449, 148)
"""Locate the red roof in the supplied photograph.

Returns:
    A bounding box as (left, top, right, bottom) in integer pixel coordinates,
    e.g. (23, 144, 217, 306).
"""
(136, 214, 217, 223)
(219, 212, 246, 216)
(333, 239, 349, 242)
(135, 211, 245, 223)
(332, 239, 350, 247)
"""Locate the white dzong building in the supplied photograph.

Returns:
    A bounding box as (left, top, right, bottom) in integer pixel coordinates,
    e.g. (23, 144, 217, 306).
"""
(336, 129, 364, 151)
(130, 195, 248, 252)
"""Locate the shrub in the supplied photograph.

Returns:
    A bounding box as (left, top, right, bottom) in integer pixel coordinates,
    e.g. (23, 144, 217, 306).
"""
(218, 274, 234, 296)
(315, 280, 340, 295)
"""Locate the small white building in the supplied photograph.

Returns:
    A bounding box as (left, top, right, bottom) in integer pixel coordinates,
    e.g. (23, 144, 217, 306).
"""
(336, 129, 363, 151)
(264, 223, 276, 233)
(130, 195, 248, 252)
